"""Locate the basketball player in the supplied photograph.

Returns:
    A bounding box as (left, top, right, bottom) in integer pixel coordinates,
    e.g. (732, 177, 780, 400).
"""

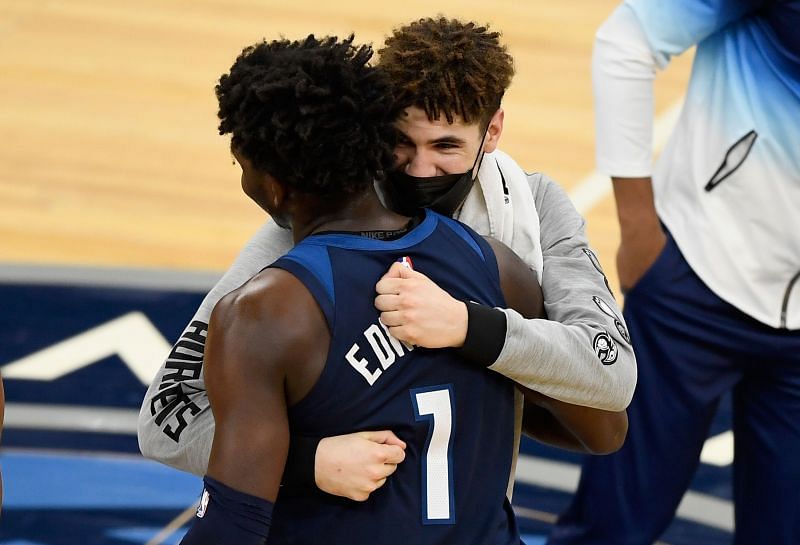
(139, 17, 636, 500)
(178, 35, 626, 544)
(549, 1, 800, 544)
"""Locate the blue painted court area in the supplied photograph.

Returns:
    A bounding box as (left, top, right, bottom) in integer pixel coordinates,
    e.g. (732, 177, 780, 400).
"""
(520, 536, 546, 545)
(0, 271, 735, 544)
(0, 449, 548, 545)
(1, 451, 198, 545)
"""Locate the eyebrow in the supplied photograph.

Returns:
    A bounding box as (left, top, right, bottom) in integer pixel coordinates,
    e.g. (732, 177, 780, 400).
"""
(431, 135, 467, 146)
(395, 129, 468, 146)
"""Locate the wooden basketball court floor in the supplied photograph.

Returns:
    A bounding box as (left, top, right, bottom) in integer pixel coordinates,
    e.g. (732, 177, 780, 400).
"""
(0, 2, 740, 545)
(0, 0, 695, 276)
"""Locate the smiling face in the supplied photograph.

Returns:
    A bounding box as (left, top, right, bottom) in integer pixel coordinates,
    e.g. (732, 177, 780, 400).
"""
(392, 106, 504, 177)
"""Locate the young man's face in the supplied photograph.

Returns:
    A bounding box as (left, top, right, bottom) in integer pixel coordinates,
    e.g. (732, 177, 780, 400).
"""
(392, 106, 504, 176)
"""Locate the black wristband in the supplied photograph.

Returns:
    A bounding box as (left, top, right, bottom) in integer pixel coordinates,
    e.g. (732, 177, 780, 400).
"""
(283, 435, 320, 490)
(455, 301, 507, 367)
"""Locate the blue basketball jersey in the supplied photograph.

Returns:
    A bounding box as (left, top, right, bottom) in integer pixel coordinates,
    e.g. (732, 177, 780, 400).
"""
(266, 210, 521, 545)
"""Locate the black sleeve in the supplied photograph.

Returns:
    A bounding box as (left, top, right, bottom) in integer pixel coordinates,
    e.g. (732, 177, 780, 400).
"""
(281, 435, 321, 489)
(179, 476, 273, 545)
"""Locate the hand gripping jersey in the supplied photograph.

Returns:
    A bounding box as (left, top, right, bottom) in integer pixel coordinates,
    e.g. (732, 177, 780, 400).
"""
(266, 211, 521, 545)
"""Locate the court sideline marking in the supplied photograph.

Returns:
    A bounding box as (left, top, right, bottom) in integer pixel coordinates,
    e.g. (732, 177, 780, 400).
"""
(515, 449, 733, 532)
(145, 503, 199, 545)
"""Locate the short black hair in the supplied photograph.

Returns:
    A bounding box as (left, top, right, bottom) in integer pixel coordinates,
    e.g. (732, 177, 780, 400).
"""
(216, 35, 398, 196)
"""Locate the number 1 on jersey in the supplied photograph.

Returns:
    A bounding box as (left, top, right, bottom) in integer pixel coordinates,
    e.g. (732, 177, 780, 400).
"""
(410, 384, 455, 525)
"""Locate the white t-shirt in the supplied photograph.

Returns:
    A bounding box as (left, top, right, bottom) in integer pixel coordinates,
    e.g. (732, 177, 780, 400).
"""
(594, 0, 800, 328)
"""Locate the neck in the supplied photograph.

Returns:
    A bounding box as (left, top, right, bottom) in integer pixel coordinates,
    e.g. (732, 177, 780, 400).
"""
(290, 186, 409, 244)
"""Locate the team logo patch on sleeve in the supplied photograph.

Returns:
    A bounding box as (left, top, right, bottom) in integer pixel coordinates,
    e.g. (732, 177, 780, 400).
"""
(582, 248, 615, 298)
(592, 296, 631, 344)
(593, 331, 618, 365)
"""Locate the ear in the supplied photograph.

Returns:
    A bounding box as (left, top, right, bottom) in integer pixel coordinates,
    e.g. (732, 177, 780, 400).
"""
(482, 109, 504, 154)
(264, 172, 287, 210)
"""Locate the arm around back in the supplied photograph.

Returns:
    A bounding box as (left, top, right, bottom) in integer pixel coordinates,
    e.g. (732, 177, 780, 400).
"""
(485, 235, 628, 454)
(137, 220, 393, 500)
(374, 176, 636, 412)
(489, 174, 637, 412)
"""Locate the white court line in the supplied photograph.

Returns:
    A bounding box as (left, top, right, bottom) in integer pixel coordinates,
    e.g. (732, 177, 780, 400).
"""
(145, 502, 199, 545)
(1, 311, 171, 385)
(700, 430, 735, 466)
(513, 506, 673, 545)
(514, 455, 733, 532)
(0, 263, 220, 292)
(4, 403, 139, 434)
(514, 505, 558, 524)
(568, 99, 684, 215)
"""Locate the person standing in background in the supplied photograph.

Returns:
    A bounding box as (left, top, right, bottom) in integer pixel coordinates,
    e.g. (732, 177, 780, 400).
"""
(549, 1, 800, 544)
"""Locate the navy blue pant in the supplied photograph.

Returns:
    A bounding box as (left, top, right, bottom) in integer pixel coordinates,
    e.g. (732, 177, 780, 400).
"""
(548, 233, 800, 545)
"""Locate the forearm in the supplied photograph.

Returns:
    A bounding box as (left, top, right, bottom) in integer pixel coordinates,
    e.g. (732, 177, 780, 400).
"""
(613, 176, 657, 225)
(495, 313, 635, 411)
(613, 176, 662, 242)
(140, 377, 331, 486)
(521, 388, 627, 454)
(521, 403, 588, 453)
(138, 396, 215, 475)
(461, 281, 636, 412)
(137, 315, 215, 475)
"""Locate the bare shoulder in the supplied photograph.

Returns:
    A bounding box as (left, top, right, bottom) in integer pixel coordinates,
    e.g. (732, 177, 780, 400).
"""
(481, 236, 545, 320)
(213, 267, 318, 327)
(208, 267, 327, 378)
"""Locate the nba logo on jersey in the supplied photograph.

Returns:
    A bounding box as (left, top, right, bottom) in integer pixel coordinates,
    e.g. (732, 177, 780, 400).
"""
(398, 256, 414, 269)
(196, 489, 210, 518)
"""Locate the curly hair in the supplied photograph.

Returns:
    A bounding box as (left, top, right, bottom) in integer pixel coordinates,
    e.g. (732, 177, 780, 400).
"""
(378, 17, 514, 127)
(216, 35, 399, 196)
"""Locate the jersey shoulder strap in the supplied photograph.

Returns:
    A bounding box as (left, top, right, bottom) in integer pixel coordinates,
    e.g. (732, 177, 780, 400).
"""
(269, 243, 335, 330)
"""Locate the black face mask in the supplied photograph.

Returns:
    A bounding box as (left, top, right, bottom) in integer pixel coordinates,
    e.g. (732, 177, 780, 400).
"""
(385, 128, 488, 217)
